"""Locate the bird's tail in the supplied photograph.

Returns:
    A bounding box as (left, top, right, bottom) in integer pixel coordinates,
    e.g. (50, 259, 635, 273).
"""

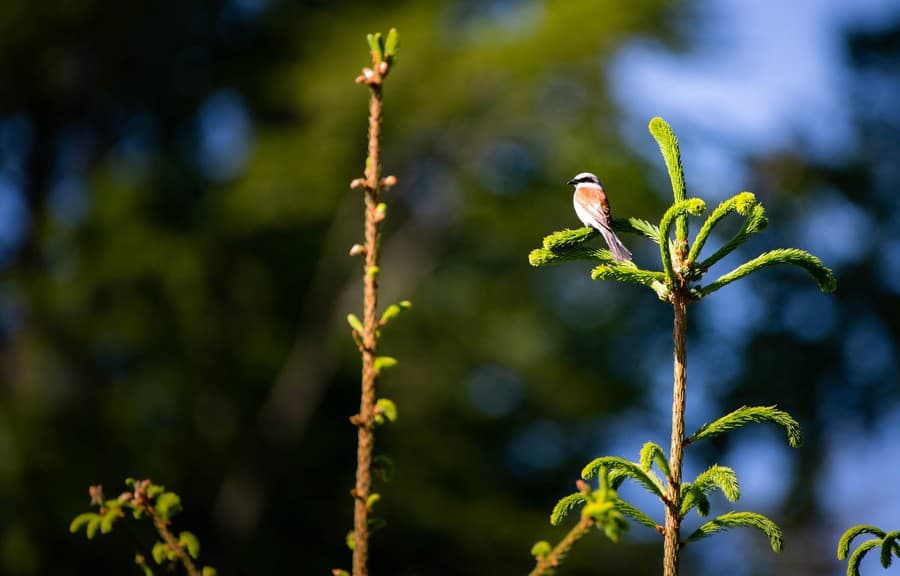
(599, 228, 633, 262)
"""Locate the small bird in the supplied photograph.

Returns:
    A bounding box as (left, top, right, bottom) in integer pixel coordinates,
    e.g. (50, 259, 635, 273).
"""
(568, 172, 632, 262)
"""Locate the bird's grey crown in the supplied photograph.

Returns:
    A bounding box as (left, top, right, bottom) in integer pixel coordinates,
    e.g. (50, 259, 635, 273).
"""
(567, 172, 602, 186)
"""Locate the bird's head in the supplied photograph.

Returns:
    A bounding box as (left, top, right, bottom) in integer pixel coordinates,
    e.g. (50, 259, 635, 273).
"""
(567, 172, 602, 188)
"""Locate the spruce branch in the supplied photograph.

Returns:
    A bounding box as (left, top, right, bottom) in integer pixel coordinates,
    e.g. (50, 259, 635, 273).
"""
(687, 192, 758, 266)
(680, 465, 740, 517)
(531, 469, 628, 576)
(659, 198, 706, 284)
(550, 493, 588, 526)
(612, 217, 662, 244)
(684, 511, 784, 553)
(590, 261, 669, 299)
(848, 540, 884, 576)
(695, 248, 837, 298)
(639, 441, 671, 479)
(615, 500, 660, 531)
(837, 525, 900, 575)
(582, 456, 665, 499)
(542, 227, 598, 249)
(838, 526, 887, 560)
(648, 117, 688, 246)
(688, 405, 802, 448)
(881, 531, 900, 568)
(528, 228, 614, 267)
(693, 203, 768, 273)
(529, 246, 614, 267)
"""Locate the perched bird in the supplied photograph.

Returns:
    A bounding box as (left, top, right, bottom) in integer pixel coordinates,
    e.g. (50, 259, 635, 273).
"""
(568, 172, 632, 262)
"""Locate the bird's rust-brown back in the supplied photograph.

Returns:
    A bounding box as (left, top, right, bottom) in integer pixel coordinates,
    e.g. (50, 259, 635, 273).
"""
(574, 185, 611, 220)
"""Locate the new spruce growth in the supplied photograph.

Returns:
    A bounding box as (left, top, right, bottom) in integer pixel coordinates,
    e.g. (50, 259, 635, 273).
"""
(342, 28, 405, 576)
(528, 117, 835, 576)
(70, 479, 216, 576)
(838, 526, 900, 576)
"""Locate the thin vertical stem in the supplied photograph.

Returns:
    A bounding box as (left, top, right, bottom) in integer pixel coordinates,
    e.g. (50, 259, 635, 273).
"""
(353, 66, 386, 576)
(664, 291, 688, 576)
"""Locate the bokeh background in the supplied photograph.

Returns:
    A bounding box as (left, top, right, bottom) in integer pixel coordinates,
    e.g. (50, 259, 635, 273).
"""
(0, 0, 898, 574)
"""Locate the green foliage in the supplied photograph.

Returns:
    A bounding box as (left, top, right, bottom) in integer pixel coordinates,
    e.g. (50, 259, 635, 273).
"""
(839, 526, 887, 560)
(542, 227, 598, 249)
(685, 511, 783, 553)
(374, 398, 398, 425)
(687, 191, 759, 266)
(837, 525, 900, 575)
(614, 217, 661, 244)
(156, 492, 182, 521)
(550, 493, 588, 526)
(880, 532, 900, 569)
(590, 261, 669, 300)
(581, 456, 665, 498)
(347, 313, 364, 334)
(100, 508, 119, 534)
(384, 28, 400, 65)
(613, 499, 658, 530)
(71, 480, 213, 576)
(135, 554, 154, 576)
(529, 245, 613, 267)
(178, 532, 200, 559)
(689, 405, 802, 448)
(374, 356, 398, 374)
(680, 465, 740, 517)
(152, 541, 169, 564)
(639, 441, 670, 478)
(367, 28, 400, 66)
(692, 203, 768, 275)
(69, 513, 100, 537)
(648, 117, 688, 243)
(580, 468, 629, 543)
(380, 300, 412, 326)
(695, 248, 836, 298)
(531, 541, 552, 559)
(659, 198, 706, 282)
(366, 33, 383, 63)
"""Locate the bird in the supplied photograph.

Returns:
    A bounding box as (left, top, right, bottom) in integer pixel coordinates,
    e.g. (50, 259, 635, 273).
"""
(568, 172, 632, 262)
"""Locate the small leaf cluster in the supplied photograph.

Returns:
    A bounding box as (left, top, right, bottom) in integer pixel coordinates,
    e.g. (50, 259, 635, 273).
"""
(838, 526, 900, 576)
(70, 480, 215, 576)
(549, 467, 629, 543)
(355, 28, 399, 86)
(530, 468, 627, 575)
(528, 117, 836, 301)
(574, 406, 798, 552)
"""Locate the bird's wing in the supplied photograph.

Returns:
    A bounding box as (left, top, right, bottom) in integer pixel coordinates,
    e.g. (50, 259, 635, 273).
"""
(576, 187, 613, 230)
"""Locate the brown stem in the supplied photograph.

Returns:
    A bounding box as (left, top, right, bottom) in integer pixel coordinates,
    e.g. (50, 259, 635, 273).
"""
(146, 504, 200, 576)
(353, 62, 387, 576)
(529, 517, 595, 576)
(664, 290, 688, 576)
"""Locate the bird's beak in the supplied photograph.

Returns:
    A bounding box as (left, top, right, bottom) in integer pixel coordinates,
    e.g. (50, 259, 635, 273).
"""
(566, 178, 576, 185)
